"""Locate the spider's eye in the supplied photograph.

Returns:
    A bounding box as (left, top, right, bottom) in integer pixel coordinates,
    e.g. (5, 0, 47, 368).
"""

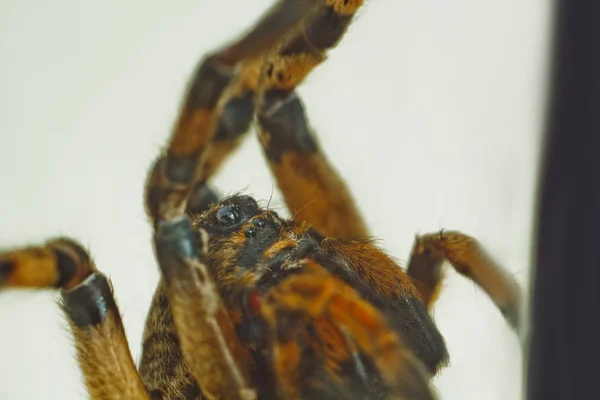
(216, 206, 239, 227)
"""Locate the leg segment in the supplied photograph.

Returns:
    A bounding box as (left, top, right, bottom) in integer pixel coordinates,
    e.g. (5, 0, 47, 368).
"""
(143, 1, 321, 398)
(159, 0, 369, 239)
(139, 282, 202, 400)
(153, 217, 254, 400)
(0, 240, 148, 400)
(258, 92, 368, 239)
(260, 265, 436, 400)
(319, 238, 449, 374)
(407, 230, 522, 331)
(145, 0, 320, 224)
(186, 83, 254, 217)
(256, 0, 369, 239)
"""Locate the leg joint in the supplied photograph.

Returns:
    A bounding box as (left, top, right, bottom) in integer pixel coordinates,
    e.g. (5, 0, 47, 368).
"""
(258, 90, 318, 162)
(61, 272, 114, 327)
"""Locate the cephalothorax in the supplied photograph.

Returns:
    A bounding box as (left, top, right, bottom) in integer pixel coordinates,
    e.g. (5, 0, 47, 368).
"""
(0, 1, 521, 399)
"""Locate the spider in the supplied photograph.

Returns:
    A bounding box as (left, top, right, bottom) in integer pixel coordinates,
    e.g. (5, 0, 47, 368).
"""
(0, 0, 524, 399)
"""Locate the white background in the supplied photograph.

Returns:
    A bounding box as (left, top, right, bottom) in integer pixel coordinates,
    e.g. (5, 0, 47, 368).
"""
(0, 0, 550, 399)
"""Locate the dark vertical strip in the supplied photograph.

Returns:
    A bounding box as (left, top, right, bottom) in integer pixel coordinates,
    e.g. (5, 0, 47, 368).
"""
(527, 2, 600, 399)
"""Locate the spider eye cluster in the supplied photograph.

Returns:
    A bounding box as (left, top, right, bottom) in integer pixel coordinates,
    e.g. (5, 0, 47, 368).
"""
(201, 195, 260, 236)
(216, 206, 239, 227)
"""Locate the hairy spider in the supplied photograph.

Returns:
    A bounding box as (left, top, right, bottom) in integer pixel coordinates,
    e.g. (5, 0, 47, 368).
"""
(0, 1, 524, 399)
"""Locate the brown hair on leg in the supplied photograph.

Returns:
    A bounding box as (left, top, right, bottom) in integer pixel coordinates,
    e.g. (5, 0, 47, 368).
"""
(261, 263, 436, 399)
(0, 239, 148, 400)
(407, 230, 522, 331)
(255, 0, 369, 239)
(143, 2, 322, 399)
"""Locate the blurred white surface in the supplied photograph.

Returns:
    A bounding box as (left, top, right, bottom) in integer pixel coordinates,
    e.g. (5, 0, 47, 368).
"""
(0, 0, 550, 399)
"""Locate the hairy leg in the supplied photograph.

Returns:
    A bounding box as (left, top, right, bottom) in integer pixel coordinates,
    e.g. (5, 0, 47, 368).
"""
(142, 1, 322, 398)
(186, 1, 369, 238)
(0, 239, 148, 400)
(407, 230, 522, 331)
(139, 282, 203, 400)
(260, 263, 436, 399)
(319, 238, 449, 374)
(255, 0, 368, 239)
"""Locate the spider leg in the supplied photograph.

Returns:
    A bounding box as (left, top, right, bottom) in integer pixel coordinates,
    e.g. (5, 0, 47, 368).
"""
(0, 239, 149, 400)
(139, 282, 204, 400)
(319, 238, 449, 374)
(188, 1, 370, 236)
(185, 70, 255, 216)
(255, 0, 368, 239)
(260, 264, 437, 400)
(407, 230, 522, 331)
(143, 1, 321, 398)
(145, 0, 320, 225)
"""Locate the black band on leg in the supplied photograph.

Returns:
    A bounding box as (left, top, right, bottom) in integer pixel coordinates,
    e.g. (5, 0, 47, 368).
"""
(304, 5, 353, 50)
(154, 216, 201, 283)
(187, 58, 234, 109)
(52, 248, 78, 288)
(61, 272, 114, 327)
(214, 91, 255, 141)
(0, 259, 13, 283)
(280, 5, 354, 56)
(258, 90, 318, 162)
(165, 152, 201, 184)
(187, 183, 220, 215)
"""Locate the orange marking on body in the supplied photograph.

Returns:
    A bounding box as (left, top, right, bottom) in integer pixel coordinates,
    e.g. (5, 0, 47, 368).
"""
(261, 265, 411, 392)
(322, 238, 421, 300)
(264, 238, 297, 258)
(330, 293, 379, 331)
(263, 270, 335, 318)
(229, 230, 248, 246)
(274, 340, 301, 399)
(326, 289, 407, 386)
(313, 318, 349, 381)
